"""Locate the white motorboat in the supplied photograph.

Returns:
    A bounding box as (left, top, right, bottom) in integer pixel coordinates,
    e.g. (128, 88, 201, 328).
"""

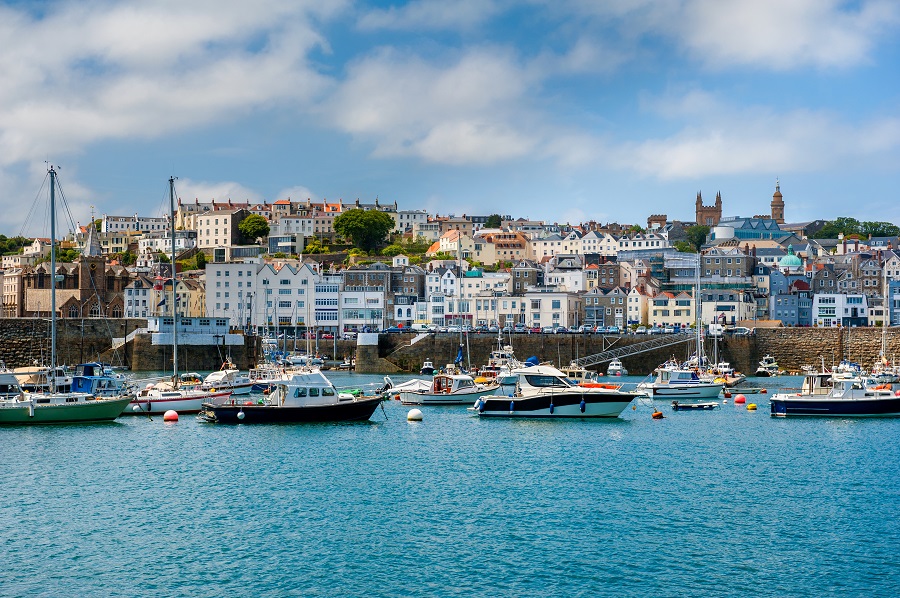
(638, 366, 723, 399)
(201, 360, 254, 395)
(471, 365, 638, 418)
(606, 358, 628, 376)
(755, 355, 781, 377)
(380, 376, 432, 398)
(771, 369, 900, 417)
(400, 374, 499, 405)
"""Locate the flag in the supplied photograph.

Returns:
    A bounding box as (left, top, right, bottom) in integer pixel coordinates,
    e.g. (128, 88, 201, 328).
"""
(157, 297, 166, 308)
(454, 344, 464, 365)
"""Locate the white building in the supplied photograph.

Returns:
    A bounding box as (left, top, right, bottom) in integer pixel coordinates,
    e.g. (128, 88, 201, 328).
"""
(812, 293, 868, 327)
(102, 214, 169, 234)
(523, 289, 582, 329)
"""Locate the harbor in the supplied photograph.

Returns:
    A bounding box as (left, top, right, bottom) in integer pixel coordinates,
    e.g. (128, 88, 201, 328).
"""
(2, 371, 898, 596)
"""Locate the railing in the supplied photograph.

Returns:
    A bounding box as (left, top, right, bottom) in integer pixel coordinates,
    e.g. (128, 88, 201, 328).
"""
(573, 334, 695, 367)
(111, 327, 147, 350)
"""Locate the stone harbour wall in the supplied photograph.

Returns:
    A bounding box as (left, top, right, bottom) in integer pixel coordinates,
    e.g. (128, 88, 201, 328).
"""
(0, 318, 146, 369)
(357, 328, 900, 376)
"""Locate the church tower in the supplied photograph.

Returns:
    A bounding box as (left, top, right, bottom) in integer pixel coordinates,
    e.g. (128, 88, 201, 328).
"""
(695, 191, 723, 226)
(771, 179, 785, 224)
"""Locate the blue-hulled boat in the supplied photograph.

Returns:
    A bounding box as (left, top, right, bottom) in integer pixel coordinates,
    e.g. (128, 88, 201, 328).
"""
(70, 363, 132, 397)
(770, 370, 900, 417)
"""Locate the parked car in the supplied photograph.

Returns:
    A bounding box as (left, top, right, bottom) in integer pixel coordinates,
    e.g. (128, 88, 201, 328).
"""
(473, 325, 489, 334)
(488, 325, 500, 333)
(529, 326, 542, 334)
(542, 326, 555, 334)
(554, 326, 569, 334)
(648, 326, 663, 335)
(320, 333, 334, 340)
(385, 326, 404, 334)
(437, 326, 449, 333)
(501, 325, 513, 333)
(341, 332, 358, 340)
(635, 326, 647, 334)
(727, 326, 755, 337)
(577, 325, 593, 334)
(513, 324, 527, 334)
(446, 325, 462, 333)
(606, 326, 621, 334)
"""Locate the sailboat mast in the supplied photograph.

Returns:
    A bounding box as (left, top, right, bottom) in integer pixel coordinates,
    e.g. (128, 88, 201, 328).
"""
(169, 176, 177, 378)
(49, 166, 58, 392)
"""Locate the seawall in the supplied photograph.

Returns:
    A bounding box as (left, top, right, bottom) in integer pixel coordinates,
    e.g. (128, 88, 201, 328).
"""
(356, 328, 900, 376)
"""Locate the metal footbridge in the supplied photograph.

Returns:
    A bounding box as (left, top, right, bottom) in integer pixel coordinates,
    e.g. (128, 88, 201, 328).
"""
(573, 334, 695, 368)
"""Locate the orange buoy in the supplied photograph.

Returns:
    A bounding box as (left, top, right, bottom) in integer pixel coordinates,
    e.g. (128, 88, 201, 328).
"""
(652, 410, 665, 419)
(724, 391, 732, 398)
(760, 388, 767, 394)
(734, 394, 746, 404)
(163, 410, 178, 422)
(244, 401, 254, 406)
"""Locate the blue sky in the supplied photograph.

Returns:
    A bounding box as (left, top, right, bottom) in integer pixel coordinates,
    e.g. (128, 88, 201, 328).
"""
(2, 0, 899, 237)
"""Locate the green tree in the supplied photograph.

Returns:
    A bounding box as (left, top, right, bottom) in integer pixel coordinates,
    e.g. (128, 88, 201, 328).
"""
(861, 221, 900, 238)
(430, 251, 456, 261)
(381, 244, 404, 256)
(333, 209, 395, 252)
(628, 224, 646, 234)
(238, 214, 270, 244)
(674, 240, 696, 253)
(195, 251, 207, 269)
(56, 248, 80, 262)
(484, 214, 503, 228)
(112, 250, 137, 265)
(684, 225, 710, 251)
(812, 217, 861, 239)
(304, 237, 329, 254)
(157, 251, 171, 263)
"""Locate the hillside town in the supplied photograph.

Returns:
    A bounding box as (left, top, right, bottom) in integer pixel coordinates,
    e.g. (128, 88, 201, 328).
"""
(2, 181, 898, 335)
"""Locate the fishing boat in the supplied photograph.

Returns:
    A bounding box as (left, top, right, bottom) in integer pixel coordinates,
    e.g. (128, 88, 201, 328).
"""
(420, 360, 436, 375)
(471, 365, 638, 418)
(199, 368, 382, 423)
(770, 369, 900, 417)
(400, 374, 499, 405)
(637, 364, 723, 399)
(0, 167, 133, 424)
(755, 355, 781, 377)
(124, 177, 232, 415)
(606, 358, 628, 376)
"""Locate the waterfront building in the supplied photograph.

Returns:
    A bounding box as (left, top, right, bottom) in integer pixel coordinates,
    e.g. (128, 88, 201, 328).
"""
(196, 208, 251, 250)
(522, 288, 582, 330)
(700, 289, 756, 326)
(812, 293, 868, 327)
(650, 291, 694, 328)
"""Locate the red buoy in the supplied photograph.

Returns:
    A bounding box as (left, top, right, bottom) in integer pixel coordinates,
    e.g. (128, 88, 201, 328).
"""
(724, 391, 732, 398)
(734, 394, 746, 404)
(163, 410, 179, 422)
(652, 411, 665, 419)
(760, 388, 768, 394)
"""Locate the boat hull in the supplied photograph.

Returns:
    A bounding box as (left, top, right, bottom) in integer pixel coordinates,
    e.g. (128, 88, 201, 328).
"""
(475, 390, 635, 418)
(400, 386, 497, 406)
(123, 391, 233, 415)
(203, 396, 382, 423)
(642, 383, 722, 399)
(0, 395, 133, 424)
(770, 395, 900, 417)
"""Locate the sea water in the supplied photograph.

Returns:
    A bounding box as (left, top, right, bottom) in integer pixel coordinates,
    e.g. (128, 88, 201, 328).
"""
(1, 373, 899, 597)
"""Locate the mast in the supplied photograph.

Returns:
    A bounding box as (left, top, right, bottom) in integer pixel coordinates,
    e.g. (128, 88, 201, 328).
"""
(169, 176, 178, 379)
(695, 254, 702, 367)
(49, 166, 58, 392)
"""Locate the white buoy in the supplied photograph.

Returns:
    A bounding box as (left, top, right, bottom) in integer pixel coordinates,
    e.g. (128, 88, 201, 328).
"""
(237, 411, 246, 420)
(407, 408, 423, 422)
(132, 404, 141, 411)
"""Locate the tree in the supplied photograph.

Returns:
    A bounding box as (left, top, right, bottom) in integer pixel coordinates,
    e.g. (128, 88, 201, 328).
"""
(628, 224, 646, 234)
(861, 220, 900, 238)
(238, 214, 270, 244)
(112, 250, 137, 265)
(674, 240, 696, 253)
(56, 248, 80, 262)
(333, 209, 395, 252)
(381, 244, 404, 256)
(304, 237, 329, 254)
(684, 225, 710, 252)
(484, 214, 503, 228)
(157, 251, 171, 263)
(812, 217, 861, 239)
(195, 251, 207, 269)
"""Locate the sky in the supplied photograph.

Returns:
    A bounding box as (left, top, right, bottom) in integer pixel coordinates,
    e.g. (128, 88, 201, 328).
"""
(2, 0, 900, 238)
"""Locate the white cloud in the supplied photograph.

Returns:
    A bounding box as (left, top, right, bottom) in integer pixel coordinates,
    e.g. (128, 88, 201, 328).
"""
(175, 178, 263, 204)
(323, 47, 539, 164)
(676, 0, 900, 70)
(0, 1, 344, 166)
(619, 93, 900, 178)
(276, 186, 319, 202)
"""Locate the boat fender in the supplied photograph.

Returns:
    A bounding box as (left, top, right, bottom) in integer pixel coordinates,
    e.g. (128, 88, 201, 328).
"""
(509, 400, 515, 413)
(760, 388, 767, 394)
(896, 390, 900, 397)
(479, 400, 485, 413)
(580, 399, 586, 413)
(549, 402, 554, 414)
(237, 410, 245, 420)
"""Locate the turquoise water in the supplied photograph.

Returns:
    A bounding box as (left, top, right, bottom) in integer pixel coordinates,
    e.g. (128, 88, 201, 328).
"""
(2, 373, 899, 597)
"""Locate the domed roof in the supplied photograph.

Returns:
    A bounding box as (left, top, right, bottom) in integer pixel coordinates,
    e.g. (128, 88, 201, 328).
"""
(779, 244, 802, 268)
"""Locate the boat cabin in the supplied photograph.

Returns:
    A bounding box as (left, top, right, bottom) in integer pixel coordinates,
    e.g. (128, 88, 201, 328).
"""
(272, 370, 355, 407)
(431, 374, 476, 394)
(656, 369, 702, 385)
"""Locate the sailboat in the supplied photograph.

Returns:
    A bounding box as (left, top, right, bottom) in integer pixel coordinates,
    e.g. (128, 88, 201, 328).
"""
(126, 177, 232, 414)
(638, 258, 723, 400)
(0, 166, 134, 424)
